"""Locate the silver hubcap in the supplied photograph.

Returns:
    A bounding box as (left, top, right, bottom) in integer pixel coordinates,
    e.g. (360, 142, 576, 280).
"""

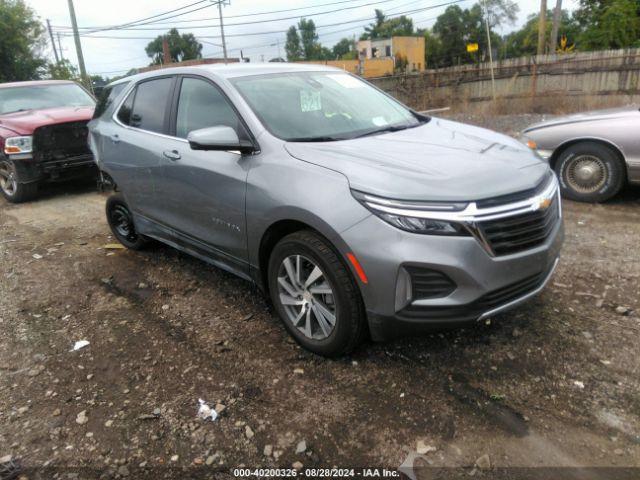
(566, 155, 607, 194)
(277, 255, 337, 340)
(0, 162, 17, 196)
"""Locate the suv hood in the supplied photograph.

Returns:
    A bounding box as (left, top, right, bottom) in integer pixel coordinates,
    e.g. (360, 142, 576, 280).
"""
(524, 106, 639, 133)
(284, 118, 549, 202)
(0, 106, 94, 136)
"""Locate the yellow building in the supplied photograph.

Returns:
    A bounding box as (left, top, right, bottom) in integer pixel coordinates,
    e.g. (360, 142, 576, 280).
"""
(296, 58, 394, 78)
(357, 36, 425, 73)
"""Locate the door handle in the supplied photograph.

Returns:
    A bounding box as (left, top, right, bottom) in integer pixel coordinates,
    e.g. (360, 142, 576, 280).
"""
(110, 134, 120, 144)
(163, 150, 181, 161)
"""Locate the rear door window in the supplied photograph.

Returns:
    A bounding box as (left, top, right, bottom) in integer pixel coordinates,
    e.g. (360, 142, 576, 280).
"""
(117, 89, 135, 126)
(128, 77, 173, 133)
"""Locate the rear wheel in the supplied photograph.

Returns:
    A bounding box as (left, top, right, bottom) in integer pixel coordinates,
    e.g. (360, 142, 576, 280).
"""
(0, 160, 38, 203)
(105, 193, 150, 250)
(268, 230, 366, 357)
(554, 142, 626, 203)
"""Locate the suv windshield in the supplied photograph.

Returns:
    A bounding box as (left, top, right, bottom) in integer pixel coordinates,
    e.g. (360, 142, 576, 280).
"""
(0, 83, 95, 114)
(231, 72, 425, 141)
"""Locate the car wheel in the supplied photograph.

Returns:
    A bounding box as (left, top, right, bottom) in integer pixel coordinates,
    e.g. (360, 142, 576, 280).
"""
(105, 193, 150, 250)
(0, 160, 38, 203)
(554, 142, 626, 203)
(268, 230, 367, 357)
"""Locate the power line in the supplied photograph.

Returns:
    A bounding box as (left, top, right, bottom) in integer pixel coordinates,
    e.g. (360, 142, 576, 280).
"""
(60, 0, 215, 35)
(54, 0, 396, 29)
(57, 0, 401, 33)
(61, 0, 469, 41)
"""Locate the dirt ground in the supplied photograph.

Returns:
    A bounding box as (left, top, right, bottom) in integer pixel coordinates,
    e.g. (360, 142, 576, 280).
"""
(1, 117, 639, 479)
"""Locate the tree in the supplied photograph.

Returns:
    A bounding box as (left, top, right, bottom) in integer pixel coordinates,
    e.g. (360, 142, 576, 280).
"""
(145, 28, 203, 65)
(0, 0, 47, 82)
(504, 9, 580, 57)
(332, 38, 355, 59)
(360, 9, 415, 40)
(575, 0, 640, 49)
(48, 59, 78, 80)
(298, 19, 321, 60)
(285, 26, 303, 61)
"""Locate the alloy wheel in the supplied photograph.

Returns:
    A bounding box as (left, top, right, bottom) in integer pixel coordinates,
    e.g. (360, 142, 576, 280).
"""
(276, 254, 337, 340)
(0, 161, 17, 197)
(566, 155, 607, 194)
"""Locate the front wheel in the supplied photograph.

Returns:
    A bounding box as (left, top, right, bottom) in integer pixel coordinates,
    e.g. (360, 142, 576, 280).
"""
(105, 193, 150, 250)
(0, 160, 38, 203)
(554, 142, 626, 203)
(268, 230, 367, 357)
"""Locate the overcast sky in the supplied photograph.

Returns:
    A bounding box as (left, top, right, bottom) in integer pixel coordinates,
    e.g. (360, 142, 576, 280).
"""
(26, 0, 578, 78)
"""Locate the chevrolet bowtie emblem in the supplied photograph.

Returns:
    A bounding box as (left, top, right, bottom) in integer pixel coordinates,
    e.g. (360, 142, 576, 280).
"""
(538, 198, 552, 210)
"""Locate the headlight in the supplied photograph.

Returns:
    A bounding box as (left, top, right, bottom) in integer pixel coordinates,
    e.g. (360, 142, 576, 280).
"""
(352, 190, 470, 236)
(4, 136, 33, 154)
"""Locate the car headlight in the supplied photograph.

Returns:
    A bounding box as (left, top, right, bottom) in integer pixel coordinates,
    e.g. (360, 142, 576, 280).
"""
(352, 190, 470, 236)
(4, 136, 33, 155)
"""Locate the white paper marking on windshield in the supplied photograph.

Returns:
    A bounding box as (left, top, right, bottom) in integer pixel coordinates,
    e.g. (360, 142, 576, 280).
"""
(300, 90, 322, 112)
(372, 116, 388, 126)
(327, 74, 365, 89)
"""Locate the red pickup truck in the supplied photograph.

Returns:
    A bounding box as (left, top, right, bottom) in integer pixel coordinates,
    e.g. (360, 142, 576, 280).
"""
(0, 80, 96, 202)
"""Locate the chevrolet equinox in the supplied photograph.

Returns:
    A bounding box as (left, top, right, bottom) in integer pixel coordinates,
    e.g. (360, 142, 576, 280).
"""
(88, 64, 564, 357)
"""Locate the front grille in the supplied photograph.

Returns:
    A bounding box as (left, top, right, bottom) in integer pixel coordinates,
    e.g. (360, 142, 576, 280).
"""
(33, 121, 91, 163)
(399, 268, 549, 321)
(478, 195, 559, 256)
(405, 267, 456, 300)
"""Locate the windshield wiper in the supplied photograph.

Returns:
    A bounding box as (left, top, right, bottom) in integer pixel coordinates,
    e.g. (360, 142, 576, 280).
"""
(287, 136, 345, 142)
(352, 123, 418, 139)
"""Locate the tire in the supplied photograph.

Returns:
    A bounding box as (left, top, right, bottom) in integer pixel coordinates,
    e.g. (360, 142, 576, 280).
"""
(268, 230, 367, 357)
(0, 159, 38, 203)
(554, 142, 626, 203)
(105, 193, 150, 250)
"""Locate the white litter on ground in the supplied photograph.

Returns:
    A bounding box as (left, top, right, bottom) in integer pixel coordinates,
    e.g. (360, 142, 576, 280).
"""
(197, 399, 218, 421)
(71, 340, 90, 351)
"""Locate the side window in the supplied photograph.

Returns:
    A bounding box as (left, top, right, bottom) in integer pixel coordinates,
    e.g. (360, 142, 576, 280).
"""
(117, 89, 134, 125)
(93, 82, 127, 119)
(175, 77, 241, 139)
(129, 77, 173, 133)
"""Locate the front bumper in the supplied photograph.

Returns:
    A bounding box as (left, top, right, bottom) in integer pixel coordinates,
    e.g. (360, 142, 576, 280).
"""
(10, 154, 97, 183)
(340, 209, 564, 341)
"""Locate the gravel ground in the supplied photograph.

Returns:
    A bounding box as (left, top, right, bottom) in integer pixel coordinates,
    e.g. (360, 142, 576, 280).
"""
(1, 118, 639, 479)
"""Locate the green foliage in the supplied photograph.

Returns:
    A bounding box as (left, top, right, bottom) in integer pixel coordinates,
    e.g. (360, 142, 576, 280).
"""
(47, 59, 79, 80)
(0, 0, 47, 82)
(576, 0, 640, 49)
(285, 26, 303, 61)
(504, 10, 581, 57)
(332, 38, 356, 59)
(286, 19, 334, 61)
(145, 28, 203, 65)
(360, 9, 415, 40)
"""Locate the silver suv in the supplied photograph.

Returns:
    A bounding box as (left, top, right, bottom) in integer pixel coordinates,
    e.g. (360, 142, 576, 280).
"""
(89, 64, 563, 357)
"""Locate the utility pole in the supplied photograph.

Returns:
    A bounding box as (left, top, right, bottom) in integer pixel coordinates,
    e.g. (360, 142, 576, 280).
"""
(217, 0, 228, 64)
(67, 0, 89, 87)
(46, 19, 60, 63)
(549, 0, 562, 54)
(482, 0, 496, 102)
(537, 0, 547, 56)
(57, 33, 65, 61)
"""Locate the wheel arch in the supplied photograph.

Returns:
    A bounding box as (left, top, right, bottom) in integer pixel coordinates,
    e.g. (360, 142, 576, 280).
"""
(255, 214, 357, 296)
(549, 137, 628, 176)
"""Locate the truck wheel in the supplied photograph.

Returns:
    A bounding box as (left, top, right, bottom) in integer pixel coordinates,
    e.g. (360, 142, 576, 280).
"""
(105, 193, 150, 250)
(268, 230, 367, 357)
(0, 160, 38, 203)
(554, 142, 626, 203)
